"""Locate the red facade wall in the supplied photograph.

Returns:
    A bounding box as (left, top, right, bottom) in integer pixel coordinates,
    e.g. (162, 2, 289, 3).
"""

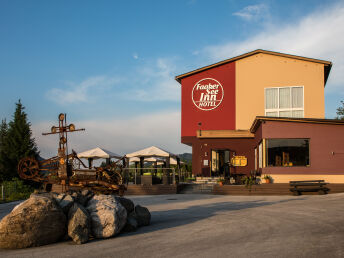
(180, 62, 236, 139)
(259, 121, 344, 174)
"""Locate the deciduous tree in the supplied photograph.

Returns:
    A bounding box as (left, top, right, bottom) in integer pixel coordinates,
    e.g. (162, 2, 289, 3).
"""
(336, 101, 344, 120)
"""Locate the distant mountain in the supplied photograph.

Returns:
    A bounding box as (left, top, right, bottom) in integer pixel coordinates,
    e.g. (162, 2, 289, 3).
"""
(178, 153, 192, 163)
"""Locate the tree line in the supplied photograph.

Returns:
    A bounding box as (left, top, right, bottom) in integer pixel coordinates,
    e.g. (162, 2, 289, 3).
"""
(0, 100, 38, 182)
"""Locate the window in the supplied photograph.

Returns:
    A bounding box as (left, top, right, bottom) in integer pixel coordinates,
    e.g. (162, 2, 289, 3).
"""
(266, 139, 310, 167)
(254, 147, 257, 170)
(265, 87, 304, 118)
(258, 142, 263, 168)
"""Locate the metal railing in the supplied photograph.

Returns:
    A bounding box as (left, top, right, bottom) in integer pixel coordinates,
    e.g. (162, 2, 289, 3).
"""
(122, 168, 192, 185)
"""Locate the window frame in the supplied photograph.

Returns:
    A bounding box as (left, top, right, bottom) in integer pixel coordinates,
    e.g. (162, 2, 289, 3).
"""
(258, 142, 263, 169)
(265, 138, 311, 167)
(264, 86, 304, 118)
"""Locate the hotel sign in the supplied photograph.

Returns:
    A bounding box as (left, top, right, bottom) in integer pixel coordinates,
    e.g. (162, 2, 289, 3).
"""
(231, 156, 247, 167)
(192, 78, 224, 111)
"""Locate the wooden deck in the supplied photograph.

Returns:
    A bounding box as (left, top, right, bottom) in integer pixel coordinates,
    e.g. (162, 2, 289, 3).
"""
(213, 183, 344, 195)
(51, 183, 344, 195)
(125, 184, 180, 195)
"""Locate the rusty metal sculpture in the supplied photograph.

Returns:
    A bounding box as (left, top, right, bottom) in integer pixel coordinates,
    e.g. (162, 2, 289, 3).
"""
(18, 113, 126, 195)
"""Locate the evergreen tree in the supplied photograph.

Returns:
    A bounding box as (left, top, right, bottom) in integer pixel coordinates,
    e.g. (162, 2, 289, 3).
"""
(0, 119, 8, 181)
(2, 100, 39, 180)
(336, 101, 344, 120)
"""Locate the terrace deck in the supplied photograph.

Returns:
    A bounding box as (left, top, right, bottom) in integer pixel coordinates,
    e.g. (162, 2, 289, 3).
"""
(51, 183, 344, 195)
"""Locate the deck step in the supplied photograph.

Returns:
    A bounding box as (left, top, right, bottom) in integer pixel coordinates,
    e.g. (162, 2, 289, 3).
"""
(195, 177, 219, 185)
(179, 184, 214, 194)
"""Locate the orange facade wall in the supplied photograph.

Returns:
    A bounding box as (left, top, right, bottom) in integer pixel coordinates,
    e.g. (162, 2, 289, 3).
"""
(235, 53, 325, 130)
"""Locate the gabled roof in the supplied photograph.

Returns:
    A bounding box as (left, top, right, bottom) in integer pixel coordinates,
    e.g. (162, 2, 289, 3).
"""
(250, 116, 344, 133)
(125, 146, 177, 158)
(175, 49, 332, 85)
(129, 156, 183, 164)
(77, 147, 122, 159)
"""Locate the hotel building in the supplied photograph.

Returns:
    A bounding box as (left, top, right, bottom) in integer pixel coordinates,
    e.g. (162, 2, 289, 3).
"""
(176, 49, 344, 183)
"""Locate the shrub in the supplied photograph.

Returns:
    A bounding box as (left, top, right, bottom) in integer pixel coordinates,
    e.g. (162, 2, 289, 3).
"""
(0, 178, 34, 203)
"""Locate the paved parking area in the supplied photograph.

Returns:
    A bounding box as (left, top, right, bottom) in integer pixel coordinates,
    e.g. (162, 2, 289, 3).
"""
(1, 193, 344, 258)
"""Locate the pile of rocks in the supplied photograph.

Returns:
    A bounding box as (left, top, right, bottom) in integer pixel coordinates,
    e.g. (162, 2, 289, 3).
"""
(0, 190, 151, 249)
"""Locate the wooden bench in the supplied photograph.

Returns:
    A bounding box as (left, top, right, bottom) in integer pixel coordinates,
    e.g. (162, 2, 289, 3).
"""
(289, 180, 330, 195)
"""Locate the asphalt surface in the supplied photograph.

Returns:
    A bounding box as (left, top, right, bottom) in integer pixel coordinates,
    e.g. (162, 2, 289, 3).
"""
(1, 193, 344, 258)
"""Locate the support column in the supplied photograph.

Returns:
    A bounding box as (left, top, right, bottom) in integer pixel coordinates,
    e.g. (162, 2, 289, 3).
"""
(88, 158, 93, 169)
(140, 157, 144, 175)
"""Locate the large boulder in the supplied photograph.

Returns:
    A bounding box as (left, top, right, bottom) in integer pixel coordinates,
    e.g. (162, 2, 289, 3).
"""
(55, 194, 75, 214)
(77, 189, 94, 207)
(135, 205, 151, 226)
(122, 212, 138, 232)
(0, 195, 66, 249)
(115, 196, 134, 214)
(68, 203, 90, 244)
(86, 195, 127, 239)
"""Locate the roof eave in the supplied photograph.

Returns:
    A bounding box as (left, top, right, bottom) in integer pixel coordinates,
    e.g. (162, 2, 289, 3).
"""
(250, 116, 344, 133)
(175, 49, 332, 85)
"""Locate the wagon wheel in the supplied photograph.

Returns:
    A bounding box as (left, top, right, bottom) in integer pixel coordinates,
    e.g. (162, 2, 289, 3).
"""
(18, 157, 40, 179)
(110, 169, 123, 185)
(106, 164, 123, 185)
(115, 171, 123, 185)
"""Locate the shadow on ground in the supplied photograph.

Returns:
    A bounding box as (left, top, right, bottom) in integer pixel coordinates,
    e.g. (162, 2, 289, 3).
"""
(93, 197, 306, 242)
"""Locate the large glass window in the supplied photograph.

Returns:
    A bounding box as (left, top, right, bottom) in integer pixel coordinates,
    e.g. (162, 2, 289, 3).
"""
(254, 147, 257, 170)
(258, 142, 263, 168)
(266, 139, 309, 167)
(265, 87, 304, 118)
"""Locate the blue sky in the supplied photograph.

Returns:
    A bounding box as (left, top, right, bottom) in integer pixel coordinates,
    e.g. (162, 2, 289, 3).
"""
(1, 0, 343, 158)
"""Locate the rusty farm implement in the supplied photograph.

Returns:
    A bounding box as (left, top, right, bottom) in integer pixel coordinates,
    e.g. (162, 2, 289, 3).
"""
(17, 113, 126, 195)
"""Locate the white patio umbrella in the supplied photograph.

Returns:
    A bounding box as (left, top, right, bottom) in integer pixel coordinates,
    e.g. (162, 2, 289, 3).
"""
(157, 157, 184, 166)
(77, 147, 122, 168)
(126, 146, 181, 181)
(77, 147, 121, 159)
(126, 146, 177, 158)
(129, 157, 158, 163)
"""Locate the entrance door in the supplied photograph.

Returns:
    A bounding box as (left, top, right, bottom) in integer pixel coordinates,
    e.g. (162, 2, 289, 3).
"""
(211, 150, 230, 177)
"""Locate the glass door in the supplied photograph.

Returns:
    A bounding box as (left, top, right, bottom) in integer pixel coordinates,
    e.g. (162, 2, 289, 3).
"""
(211, 149, 230, 177)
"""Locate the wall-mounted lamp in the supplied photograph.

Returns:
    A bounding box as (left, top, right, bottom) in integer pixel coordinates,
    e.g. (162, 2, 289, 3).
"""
(198, 122, 202, 136)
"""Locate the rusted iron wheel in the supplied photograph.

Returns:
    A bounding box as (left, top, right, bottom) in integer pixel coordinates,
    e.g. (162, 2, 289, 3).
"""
(112, 171, 123, 185)
(18, 157, 40, 179)
(106, 164, 123, 185)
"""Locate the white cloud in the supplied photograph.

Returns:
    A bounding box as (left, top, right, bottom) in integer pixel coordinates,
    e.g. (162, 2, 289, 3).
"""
(46, 56, 180, 106)
(122, 58, 181, 102)
(133, 53, 139, 59)
(233, 4, 268, 21)
(204, 2, 344, 91)
(32, 110, 191, 159)
(46, 75, 121, 105)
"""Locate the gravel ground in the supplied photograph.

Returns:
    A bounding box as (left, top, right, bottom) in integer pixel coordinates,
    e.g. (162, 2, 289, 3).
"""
(0, 193, 344, 258)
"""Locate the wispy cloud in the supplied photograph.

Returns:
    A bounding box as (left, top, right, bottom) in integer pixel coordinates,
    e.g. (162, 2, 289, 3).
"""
(122, 57, 181, 102)
(187, 0, 197, 5)
(46, 75, 121, 105)
(46, 56, 181, 107)
(132, 53, 139, 59)
(205, 2, 344, 90)
(32, 110, 190, 158)
(233, 4, 268, 21)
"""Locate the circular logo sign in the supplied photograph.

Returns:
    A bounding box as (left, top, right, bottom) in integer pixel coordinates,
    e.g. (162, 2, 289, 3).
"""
(192, 78, 224, 111)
